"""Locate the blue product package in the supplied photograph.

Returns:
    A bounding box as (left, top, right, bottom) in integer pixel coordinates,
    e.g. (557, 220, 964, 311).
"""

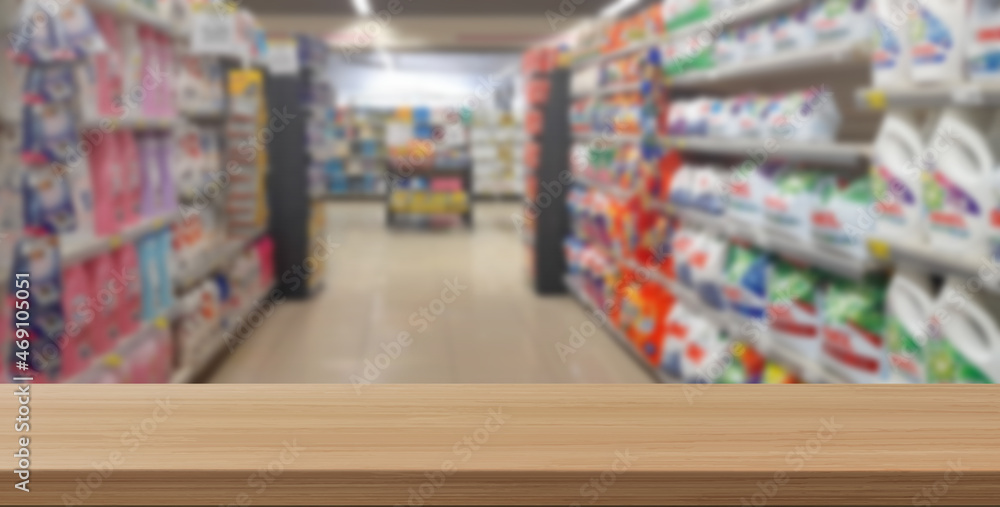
(23, 66, 76, 105)
(137, 235, 161, 320)
(155, 230, 174, 314)
(22, 167, 77, 234)
(724, 245, 770, 320)
(412, 107, 431, 124)
(58, 0, 106, 58)
(21, 101, 79, 165)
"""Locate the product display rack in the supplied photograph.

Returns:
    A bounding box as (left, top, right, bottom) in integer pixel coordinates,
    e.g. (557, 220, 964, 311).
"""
(1, 1, 277, 384)
(557, 0, 1000, 385)
(319, 107, 390, 199)
(385, 164, 474, 228)
(383, 107, 474, 229)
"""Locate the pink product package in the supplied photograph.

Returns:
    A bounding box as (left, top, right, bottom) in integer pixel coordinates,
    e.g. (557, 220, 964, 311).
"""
(87, 128, 124, 236)
(85, 253, 121, 356)
(93, 12, 123, 118)
(138, 26, 167, 118)
(138, 133, 160, 216)
(60, 264, 95, 379)
(116, 130, 142, 225)
(430, 177, 463, 192)
(157, 33, 176, 118)
(255, 237, 275, 288)
(113, 244, 142, 337)
(154, 135, 177, 214)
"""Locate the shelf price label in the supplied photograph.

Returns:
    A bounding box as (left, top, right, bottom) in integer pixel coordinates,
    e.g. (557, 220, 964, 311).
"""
(191, 10, 238, 57)
(867, 239, 892, 261)
(863, 90, 887, 110)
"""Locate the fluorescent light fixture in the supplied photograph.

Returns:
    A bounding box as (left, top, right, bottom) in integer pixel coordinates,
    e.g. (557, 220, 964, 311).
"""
(600, 0, 641, 18)
(351, 0, 372, 16)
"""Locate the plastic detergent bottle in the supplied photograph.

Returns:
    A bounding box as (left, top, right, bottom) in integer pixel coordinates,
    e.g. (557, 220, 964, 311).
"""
(924, 107, 998, 256)
(927, 277, 1000, 383)
(872, 111, 928, 243)
(909, 0, 967, 83)
(967, 0, 1000, 82)
(873, 0, 913, 86)
(885, 269, 936, 383)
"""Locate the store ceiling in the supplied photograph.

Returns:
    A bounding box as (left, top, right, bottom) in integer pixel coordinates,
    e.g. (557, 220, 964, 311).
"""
(241, 0, 615, 16)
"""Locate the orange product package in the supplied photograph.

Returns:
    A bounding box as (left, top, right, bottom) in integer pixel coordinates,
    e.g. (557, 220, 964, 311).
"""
(657, 150, 684, 201)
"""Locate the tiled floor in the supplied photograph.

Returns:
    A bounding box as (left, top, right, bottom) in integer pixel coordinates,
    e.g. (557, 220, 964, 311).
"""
(209, 202, 654, 383)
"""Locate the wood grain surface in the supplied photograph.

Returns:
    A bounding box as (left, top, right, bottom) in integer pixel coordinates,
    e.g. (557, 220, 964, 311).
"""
(2, 384, 998, 505)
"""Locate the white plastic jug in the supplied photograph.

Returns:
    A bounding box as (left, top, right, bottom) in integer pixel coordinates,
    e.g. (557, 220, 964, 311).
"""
(967, 0, 1000, 82)
(872, 111, 928, 243)
(909, 0, 967, 83)
(886, 269, 936, 383)
(928, 277, 1000, 383)
(873, 0, 914, 86)
(924, 108, 998, 256)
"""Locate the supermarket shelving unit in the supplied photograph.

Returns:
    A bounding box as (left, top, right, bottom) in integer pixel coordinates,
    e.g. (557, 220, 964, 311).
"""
(561, 0, 901, 383)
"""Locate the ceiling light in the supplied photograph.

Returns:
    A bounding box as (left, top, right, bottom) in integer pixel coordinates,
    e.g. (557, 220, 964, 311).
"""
(600, 0, 641, 18)
(351, 0, 372, 16)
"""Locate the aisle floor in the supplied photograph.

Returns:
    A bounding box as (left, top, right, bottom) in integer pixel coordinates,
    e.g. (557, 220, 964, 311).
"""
(209, 202, 655, 383)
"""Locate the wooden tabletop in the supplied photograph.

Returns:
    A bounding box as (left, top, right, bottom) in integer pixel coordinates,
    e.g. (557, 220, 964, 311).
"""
(3, 384, 998, 505)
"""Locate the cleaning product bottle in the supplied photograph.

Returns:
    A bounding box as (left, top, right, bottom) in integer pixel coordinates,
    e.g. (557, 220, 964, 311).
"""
(924, 107, 998, 257)
(967, 0, 1000, 82)
(872, 111, 928, 243)
(927, 277, 1000, 383)
(873, 0, 913, 86)
(885, 268, 937, 383)
(909, 0, 967, 84)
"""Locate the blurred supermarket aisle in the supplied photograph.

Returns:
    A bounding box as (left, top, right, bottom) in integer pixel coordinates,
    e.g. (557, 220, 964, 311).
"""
(209, 202, 654, 383)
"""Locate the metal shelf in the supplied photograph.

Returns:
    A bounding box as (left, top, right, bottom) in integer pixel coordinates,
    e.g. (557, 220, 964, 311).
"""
(87, 0, 185, 38)
(660, 136, 870, 167)
(173, 230, 266, 294)
(61, 212, 179, 266)
(665, 205, 886, 280)
(572, 80, 643, 99)
(666, 0, 808, 43)
(80, 115, 177, 131)
(170, 285, 275, 384)
(855, 84, 1000, 110)
(572, 39, 651, 69)
(868, 237, 1000, 294)
(565, 275, 679, 384)
(669, 39, 870, 88)
(574, 174, 635, 200)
